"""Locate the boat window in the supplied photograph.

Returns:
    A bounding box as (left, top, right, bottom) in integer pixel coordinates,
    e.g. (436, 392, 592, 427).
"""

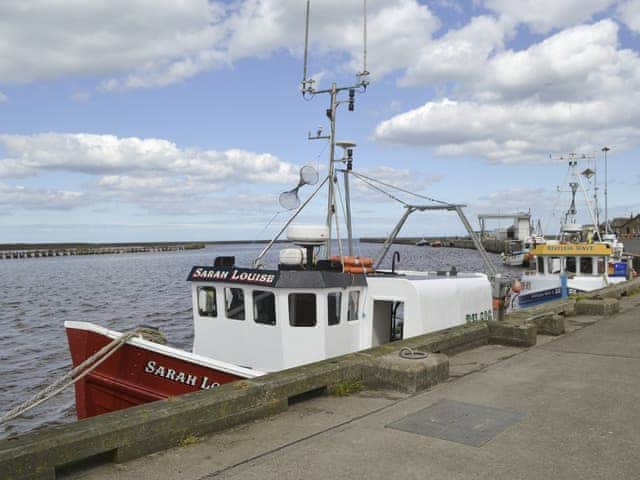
(597, 257, 606, 274)
(197, 287, 217, 317)
(253, 290, 276, 325)
(328, 292, 342, 326)
(289, 293, 317, 327)
(566, 257, 577, 273)
(537, 258, 544, 274)
(225, 288, 245, 320)
(348, 291, 360, 321)
(580, 257, 593, 274)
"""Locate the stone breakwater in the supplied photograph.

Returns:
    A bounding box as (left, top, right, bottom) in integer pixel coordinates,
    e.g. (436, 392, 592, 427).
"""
(0, 243, 205, 260)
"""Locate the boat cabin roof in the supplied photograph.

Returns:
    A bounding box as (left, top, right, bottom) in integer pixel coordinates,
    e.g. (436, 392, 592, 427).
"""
(187, 266, 367, 289)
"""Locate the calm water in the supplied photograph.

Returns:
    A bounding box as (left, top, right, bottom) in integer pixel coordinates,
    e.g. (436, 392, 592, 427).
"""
(0, 241, 516, 437)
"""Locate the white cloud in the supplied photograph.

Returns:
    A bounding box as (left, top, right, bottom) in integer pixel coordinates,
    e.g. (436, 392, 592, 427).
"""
(375, 97, 640, 162)
(0, 182, 85, 210)
(476, 187, 548, 210)
(0, 132, 309, 214)
(224, 0, 439, 78)
(374, 21, 640, 163)
(483, 0, 616, 33)
(480, 20, 629, 102)
(0, 0, 227, 88)
(400, 15, 512, 87)
(70, 91, 91, 102)
(0, 133, 298, 183)
(618, 0, 640, 33)
(0, 0, 439, 90)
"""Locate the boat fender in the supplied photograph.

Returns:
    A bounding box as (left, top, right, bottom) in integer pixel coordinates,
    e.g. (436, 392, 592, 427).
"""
(511, 279, 522, 293)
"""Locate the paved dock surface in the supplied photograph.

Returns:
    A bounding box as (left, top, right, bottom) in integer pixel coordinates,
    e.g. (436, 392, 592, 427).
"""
(65, 296, 640, 480)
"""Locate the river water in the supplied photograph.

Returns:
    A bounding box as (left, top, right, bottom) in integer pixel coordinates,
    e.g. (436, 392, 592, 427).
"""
(0, 241, 517, 438)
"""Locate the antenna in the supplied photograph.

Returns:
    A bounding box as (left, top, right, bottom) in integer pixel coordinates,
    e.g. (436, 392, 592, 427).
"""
(302, 1, 370, 94)
(301, 0, 314, 93)
(357, 0, 370, 85)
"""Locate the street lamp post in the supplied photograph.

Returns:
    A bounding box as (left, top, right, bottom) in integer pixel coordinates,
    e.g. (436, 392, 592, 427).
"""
(602, 146, 610, 234)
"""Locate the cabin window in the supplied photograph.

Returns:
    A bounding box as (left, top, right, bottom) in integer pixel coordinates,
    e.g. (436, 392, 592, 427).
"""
(537, 258, 544, 274)
(566, 257, 577, 273)
(597, 257, 606, 274)
(253, 290, 276, 325)
(197, 287, 217, 317)
(289, 293, 317, 327)
(225, 288, 245, 320)
(547, 257, 561, 274)
(580, 257, 593, 275)
(328, 292, 342, 326)
(348, 291, 360, 321)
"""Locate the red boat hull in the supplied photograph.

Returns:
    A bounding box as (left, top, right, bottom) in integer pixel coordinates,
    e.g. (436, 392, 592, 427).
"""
(66, 326, 244, 419)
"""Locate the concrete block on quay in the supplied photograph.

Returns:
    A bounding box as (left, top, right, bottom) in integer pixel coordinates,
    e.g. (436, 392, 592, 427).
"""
(575, 298, 620, 316)
(526, 313, 566, 336)
(362, 353, 449, 393)
(487, 321, 537, 347)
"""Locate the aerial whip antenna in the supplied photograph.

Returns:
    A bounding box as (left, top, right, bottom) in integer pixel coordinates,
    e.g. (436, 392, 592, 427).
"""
(301, 0, 314, 94)
(359, 0, 369, 81)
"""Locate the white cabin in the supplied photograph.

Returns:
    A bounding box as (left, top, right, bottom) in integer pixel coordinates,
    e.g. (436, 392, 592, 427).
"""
(189, 264, 492, 372)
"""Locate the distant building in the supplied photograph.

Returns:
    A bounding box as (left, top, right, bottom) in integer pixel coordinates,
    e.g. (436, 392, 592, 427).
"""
(606, 215, 640, 237)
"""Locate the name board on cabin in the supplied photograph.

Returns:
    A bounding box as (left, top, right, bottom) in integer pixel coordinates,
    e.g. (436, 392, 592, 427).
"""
(530, 244, 612, 257)
(187, 266, 279, 287)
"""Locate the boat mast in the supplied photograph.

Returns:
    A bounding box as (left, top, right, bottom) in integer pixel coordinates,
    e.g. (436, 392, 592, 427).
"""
(555, 154, 599, 240)
(301, 0, 369, 257)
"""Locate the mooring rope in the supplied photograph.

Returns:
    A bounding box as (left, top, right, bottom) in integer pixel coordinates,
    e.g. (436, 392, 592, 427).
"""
(399, 347, 428, 360)
(0, 329, 143, 425)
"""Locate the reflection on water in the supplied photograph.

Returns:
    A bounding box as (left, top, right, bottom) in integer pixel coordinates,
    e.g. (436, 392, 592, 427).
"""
(0, 241, 515, 437)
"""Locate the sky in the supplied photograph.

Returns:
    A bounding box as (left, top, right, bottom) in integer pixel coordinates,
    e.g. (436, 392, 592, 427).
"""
(1, 0, 639, 243)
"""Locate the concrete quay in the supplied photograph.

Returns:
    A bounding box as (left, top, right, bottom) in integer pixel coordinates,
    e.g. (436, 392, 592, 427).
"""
(59, 290, 640, 480)
(2, 279, 639, 479)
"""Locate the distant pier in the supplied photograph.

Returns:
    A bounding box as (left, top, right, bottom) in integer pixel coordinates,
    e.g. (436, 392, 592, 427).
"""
(0, 243, 205, 260)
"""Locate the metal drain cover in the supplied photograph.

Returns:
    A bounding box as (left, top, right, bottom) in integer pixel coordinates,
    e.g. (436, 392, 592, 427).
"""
(387, 399, 525, 447)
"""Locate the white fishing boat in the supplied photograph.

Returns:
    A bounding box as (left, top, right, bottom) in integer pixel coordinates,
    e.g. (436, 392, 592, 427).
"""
(510, 242, 627, 309)
(64, 2, 497, 420)
(509, 157, 632, 309)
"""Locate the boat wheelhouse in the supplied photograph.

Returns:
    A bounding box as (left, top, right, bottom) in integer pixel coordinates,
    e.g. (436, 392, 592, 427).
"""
(188, 253, 492, 373)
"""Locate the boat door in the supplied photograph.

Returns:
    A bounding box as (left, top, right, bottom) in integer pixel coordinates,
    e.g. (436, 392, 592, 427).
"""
(372, 300, 404, 346)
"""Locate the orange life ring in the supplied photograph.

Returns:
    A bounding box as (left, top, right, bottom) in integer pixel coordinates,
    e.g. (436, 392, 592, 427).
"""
(342, 265, 375, 274)
(330, 255, 374, 267)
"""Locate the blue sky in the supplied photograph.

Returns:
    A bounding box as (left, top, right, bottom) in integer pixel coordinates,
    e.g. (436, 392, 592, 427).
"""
(1, 0, 639, 243)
